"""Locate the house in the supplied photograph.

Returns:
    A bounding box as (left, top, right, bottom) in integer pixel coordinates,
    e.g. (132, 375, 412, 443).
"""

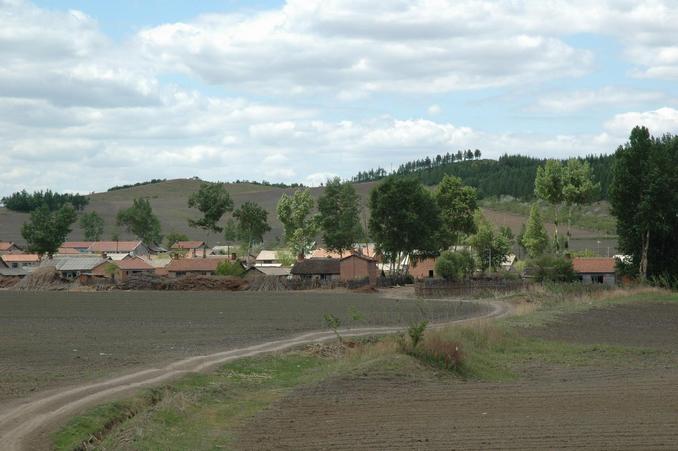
(0, 242, 22, 254)
(111, 256, 155, 282)
(244, 266, 291, 280)
(255, 250, 282, 267)
(501, 254, 518, 272)
(408, 257, 437, 279)
(147, 243, 169, 255)
(291, 258, 340, 280)
(171, 241, 208, 258)
(60, 241, 94, 253)
(45, 256, 109, 280)
(56, 247, 82, 255)
(165, 258, 226, 278)
(340, 254, 378, 285)
(87, 241, 150, 257)
(1, 254, 41, 269)
(310, 244, 380, 260)
(573, 258, 617, 286)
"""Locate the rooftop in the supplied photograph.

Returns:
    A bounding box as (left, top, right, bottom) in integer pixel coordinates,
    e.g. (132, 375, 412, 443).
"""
(1, 254, 40, 263)
(172, 241, 206, 250)
(116, 257, 154, 271)
(572, 258, 616, 274)
(166, 258, 226, 272)
(88, 241, 143, 253)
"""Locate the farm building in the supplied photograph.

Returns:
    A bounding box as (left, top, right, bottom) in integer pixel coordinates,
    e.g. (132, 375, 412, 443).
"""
(44, 256, 109, 280)
(0, 242, 22, 254)
(87, 241, 150, 257)
(171, 241, 208, 258)
(291, 258, 340, 280)
(165, 258, 227, 277)
(1, 254, 41, 269)
(244, 266, 291, 280)
(255, 250, 282, 267)
(112, 256, 155, 282)
(340, 254, 378, 285)
(408, 257, 437, 279)
(573, 258, 617, 285)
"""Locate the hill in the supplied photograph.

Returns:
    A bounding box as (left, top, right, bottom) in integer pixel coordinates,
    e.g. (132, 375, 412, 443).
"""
(0, 178, 615, 256)
(0, 179, 378, 247)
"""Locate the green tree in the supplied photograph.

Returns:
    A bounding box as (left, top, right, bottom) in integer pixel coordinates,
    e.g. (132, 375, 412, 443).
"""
(610, 126, 678, 281)
(188, 182, 233, 234)
(116, 198, 162, 244)
(165, 231, 189, 248)
(435, 175, 478, 248)
(562, 159, 599, 248)
(435, 250, 476, 281)
(233, 201, 271, 255)
(223, 218, 238, 243)
(521, 204, 549, 258)
(468, 213, 511, 272)
(215, 260, 244, 277)
(21, 204, 77, 257)
(276, 189, 318, 259)
(188, 183, 233, 257)
(79, 211, 104, 241)
(369, 177, 440, 273)
(535, 160, 564, 252)
(317, 177, 362, 255)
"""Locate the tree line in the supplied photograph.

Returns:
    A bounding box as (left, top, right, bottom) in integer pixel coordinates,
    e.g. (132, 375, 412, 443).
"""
(2, 189, 89, 213)
(352, 152, 613, 201)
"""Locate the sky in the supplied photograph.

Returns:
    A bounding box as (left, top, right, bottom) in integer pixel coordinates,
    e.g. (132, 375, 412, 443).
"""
(1, 0, 678, 196)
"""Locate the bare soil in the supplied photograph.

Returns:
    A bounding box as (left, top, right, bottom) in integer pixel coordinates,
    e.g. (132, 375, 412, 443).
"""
(237, 301, 678, 450)
(0, 290, 486, 402)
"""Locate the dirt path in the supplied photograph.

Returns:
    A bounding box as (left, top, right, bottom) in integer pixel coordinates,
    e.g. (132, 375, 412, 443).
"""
(0, 298, 508, 451)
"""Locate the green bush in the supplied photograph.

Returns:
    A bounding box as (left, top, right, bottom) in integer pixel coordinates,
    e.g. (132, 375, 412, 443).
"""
(528, 255, 577, 282)
(407, 320, 428, 348)
(215, 260, 244, 277)
(435, 250, 475, 281)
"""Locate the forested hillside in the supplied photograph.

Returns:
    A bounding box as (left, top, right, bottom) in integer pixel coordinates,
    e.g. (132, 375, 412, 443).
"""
(353, 154, 613, 200)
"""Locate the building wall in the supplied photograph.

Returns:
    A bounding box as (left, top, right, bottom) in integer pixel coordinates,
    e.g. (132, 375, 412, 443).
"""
(408, 257, 436, 279)
(581, 273, 616, 286)
(340, 256, 378, 285)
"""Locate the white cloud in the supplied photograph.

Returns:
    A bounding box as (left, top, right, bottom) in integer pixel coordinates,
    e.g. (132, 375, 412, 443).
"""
(427, 104, 442, 116)
(533, 87, 666, 113)
(604, 107, 678, 137)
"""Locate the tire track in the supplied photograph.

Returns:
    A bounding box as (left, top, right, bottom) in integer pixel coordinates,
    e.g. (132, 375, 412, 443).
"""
(0, 298, 507, 450)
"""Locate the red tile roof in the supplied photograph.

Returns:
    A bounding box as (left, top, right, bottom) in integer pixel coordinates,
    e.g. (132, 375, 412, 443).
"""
(61, 241, 94, 249)
(116, 257, 154, 271)
(88, 241, 143, 253)
(165, 258, 225, 272)
(1, 254, 41, 263)
(572, 258, 616, 274)
(172, 241, 206, 250)
(0, 242, 18, 252)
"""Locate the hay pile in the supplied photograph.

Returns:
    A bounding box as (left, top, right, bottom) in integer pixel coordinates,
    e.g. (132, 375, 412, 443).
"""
(14, 266, 71, 291)
(0, 277, 20, 288)
(119, 273, 248, 291)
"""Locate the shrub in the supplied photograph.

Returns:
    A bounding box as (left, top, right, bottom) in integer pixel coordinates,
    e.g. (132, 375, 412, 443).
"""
(323, 313, 342, 343)
(528, 255, 576, 282)
(413, 336, 464, 370)
(407, 320, 428, 348)
(215, 260, 244, 277)
(435, 250, 475, 281)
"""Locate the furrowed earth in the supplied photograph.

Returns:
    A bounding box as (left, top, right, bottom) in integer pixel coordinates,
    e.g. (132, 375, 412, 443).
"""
(234, 297, 678, 450)
(0, 290, 486, 402)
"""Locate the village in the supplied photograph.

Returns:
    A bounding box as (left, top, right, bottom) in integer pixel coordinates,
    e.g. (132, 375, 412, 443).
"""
(0, 237, 620, 291)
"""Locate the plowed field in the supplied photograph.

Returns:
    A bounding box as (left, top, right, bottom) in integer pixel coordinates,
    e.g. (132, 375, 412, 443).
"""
(237, 301, 678, 450)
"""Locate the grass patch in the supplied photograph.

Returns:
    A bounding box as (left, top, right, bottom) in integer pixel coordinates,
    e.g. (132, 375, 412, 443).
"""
(406, 319, 666, 382)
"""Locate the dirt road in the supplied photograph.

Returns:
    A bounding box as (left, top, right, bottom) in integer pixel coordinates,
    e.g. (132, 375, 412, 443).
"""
(0, 298, 507, 451)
